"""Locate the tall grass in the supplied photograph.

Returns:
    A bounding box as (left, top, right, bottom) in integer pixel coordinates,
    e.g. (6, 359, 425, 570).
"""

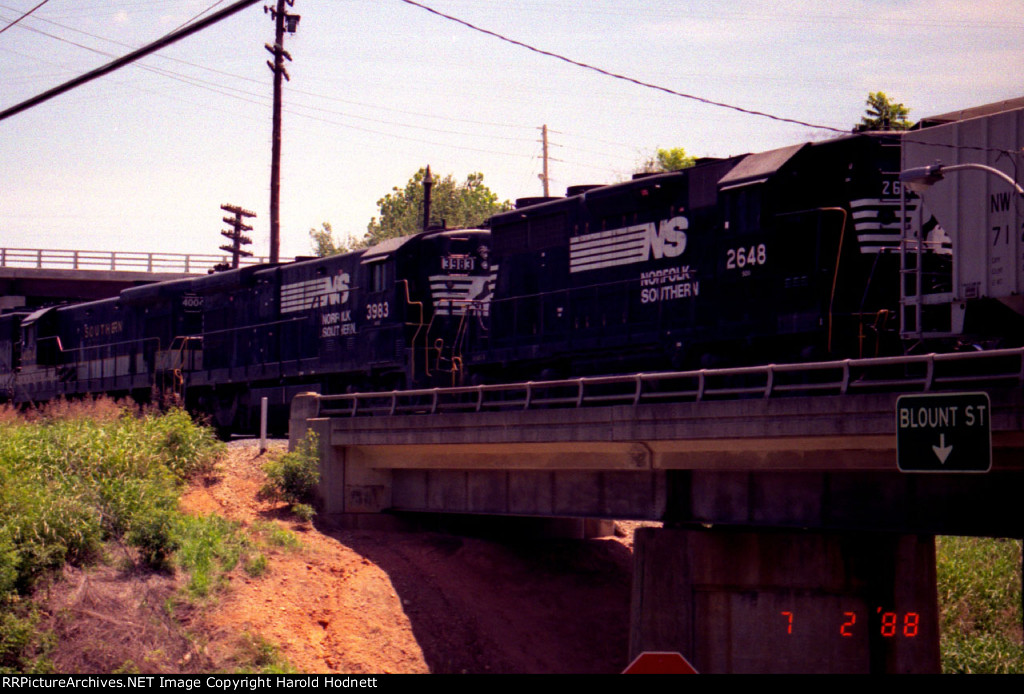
(937, 536, 1023, 674)
(0, 400, 224, 673)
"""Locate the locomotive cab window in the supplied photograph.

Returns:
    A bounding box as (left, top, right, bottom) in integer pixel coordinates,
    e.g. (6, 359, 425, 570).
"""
(370, 261, 393, 293)
(724, 186, 763, 234)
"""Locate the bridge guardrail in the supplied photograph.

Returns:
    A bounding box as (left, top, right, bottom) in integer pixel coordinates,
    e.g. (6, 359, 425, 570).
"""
(0, 248, 285, 274)
(316, 348, 1024, 418)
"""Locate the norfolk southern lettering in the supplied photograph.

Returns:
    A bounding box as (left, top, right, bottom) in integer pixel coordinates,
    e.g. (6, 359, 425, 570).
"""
(82, 321, 124, 340)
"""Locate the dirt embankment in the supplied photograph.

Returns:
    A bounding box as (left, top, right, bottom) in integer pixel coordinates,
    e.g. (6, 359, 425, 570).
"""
(44, 441, 641, 674)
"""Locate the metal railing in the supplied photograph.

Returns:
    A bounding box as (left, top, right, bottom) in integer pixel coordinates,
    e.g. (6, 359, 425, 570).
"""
(0, 248, 286, 274)
(317, 347, 1024, 418)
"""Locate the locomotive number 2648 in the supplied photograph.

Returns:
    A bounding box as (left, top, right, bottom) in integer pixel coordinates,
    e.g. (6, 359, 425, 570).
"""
(725, 244, 767, 270)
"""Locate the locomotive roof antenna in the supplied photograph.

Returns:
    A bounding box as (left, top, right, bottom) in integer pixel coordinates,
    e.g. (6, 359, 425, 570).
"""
(539, 124, 550, 197)
(422, 165, 434, 231)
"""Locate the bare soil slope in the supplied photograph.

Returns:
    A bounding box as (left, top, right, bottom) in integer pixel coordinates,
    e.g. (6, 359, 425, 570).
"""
(177, 441, 637, 674)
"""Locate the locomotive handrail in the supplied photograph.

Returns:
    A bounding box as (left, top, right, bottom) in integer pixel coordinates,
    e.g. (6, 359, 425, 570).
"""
(314, 347, 1024, 418)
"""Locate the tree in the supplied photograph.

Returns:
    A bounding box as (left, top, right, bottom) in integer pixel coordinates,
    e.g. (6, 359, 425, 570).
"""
(636, 147, 697, 174)
(854, 92, 912, 132)
(308, 221, 353, 257)
(364, 169, 512, 248)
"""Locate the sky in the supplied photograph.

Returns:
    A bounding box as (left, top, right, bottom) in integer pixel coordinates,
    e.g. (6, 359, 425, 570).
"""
(1, 0, 1022, 262)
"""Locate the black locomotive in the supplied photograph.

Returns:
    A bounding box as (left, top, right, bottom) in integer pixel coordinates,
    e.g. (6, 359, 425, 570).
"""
(467, 132, 914, 380)
(1, 130, 1016, 432)
(0, 228, 495, 432)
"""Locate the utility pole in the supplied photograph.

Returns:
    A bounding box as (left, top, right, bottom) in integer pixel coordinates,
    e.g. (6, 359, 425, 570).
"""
(219, 204, 256, 269)
(538, 124, 550, 197)
(265, 0, 300, 264)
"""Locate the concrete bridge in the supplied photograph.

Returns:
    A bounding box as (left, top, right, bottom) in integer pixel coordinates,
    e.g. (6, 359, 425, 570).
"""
(290, 349, 1024, 673)
(0, 247, 280, 308)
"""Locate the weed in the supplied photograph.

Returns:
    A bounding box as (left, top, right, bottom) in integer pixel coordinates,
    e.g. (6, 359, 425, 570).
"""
(249, 521, 302, 551)
(0, 405, 227, 668)
(244, 554, 269, 578)
(261, 432, 320, 516)
(127, 508, 182, 570)
(291, 504, 316, 523)
(112, 660, 140, 675)
(937, 536, 1023, 673)
(235, 632, 299, 674)
(175, 515, 249, 599)
(0, 604, 53, 674)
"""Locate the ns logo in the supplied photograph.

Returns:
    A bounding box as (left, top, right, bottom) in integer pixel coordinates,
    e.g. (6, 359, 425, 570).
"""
(643, 216, 688, 260)
(315, 271, 350, 307)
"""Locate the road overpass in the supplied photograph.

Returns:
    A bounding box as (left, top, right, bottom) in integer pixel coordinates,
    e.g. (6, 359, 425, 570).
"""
(0, 247, 280, 308)
(290, 349, 1024, 673)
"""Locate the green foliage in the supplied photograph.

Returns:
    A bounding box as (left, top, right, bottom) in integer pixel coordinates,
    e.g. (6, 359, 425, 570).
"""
(127, 507, 181, 570)
(0, 530, 17, 598)
(290, 504, 315, 522)
(855, 91, 912, 132)
(937, 536, 1022, 673)
(364, 168, 512, 247)
(235, 632, 298, 674)
(144, 408, 225, 481)
(0, 605, 52, 674)
(637, 147, 697, 173)
(262, 431, 321, 511)
(244, 554, 269, 578)
(249, 521, 302, 551)
(308, 221, 356, 258)
(313, 170, 512, 255)
(175, 515, 250, 599)
(0, 404, 227, 668)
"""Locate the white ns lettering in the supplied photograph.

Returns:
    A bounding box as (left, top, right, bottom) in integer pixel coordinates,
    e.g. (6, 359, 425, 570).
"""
(649, 216, 688, 260)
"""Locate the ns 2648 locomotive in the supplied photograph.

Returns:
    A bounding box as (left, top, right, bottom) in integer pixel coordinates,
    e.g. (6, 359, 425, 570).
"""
(464, 131, 969, 381)
(2, 127, 1020, 432)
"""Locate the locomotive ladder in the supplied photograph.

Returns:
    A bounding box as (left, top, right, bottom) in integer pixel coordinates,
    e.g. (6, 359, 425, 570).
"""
(899, 190, 958, 342)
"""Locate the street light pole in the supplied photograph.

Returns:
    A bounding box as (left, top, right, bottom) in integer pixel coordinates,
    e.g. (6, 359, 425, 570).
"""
(898, 160, 1024, 340)
(899, 162, 1024, 196)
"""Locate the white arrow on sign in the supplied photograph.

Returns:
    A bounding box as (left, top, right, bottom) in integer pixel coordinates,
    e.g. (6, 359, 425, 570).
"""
(932, 434, 953, 464)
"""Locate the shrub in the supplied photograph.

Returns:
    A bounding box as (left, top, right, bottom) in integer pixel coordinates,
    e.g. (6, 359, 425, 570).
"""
(0, 605, 52, 674)
(127, 508, 181, 570)
(261, 432, 320, 508)
(0, 405, 231, 668)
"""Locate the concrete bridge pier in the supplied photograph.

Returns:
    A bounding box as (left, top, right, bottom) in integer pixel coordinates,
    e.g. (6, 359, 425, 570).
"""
(630, 527, 941, 673)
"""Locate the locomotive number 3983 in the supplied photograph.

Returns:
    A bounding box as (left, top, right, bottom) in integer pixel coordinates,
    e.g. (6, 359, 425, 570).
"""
(366, 302, 390, 320)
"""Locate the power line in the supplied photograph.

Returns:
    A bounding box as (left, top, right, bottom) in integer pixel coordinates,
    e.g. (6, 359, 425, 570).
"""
(0, 0, 260, 122)
(168, 0, 230, 34)
(0, 0, 47, 36)
(0, 4, 642, 162)
(0, 6, 543, 144)
(399, 0, 849, 134)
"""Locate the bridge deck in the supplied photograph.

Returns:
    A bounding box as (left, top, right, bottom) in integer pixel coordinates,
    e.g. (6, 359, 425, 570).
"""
(291, 350, 1024, 536)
